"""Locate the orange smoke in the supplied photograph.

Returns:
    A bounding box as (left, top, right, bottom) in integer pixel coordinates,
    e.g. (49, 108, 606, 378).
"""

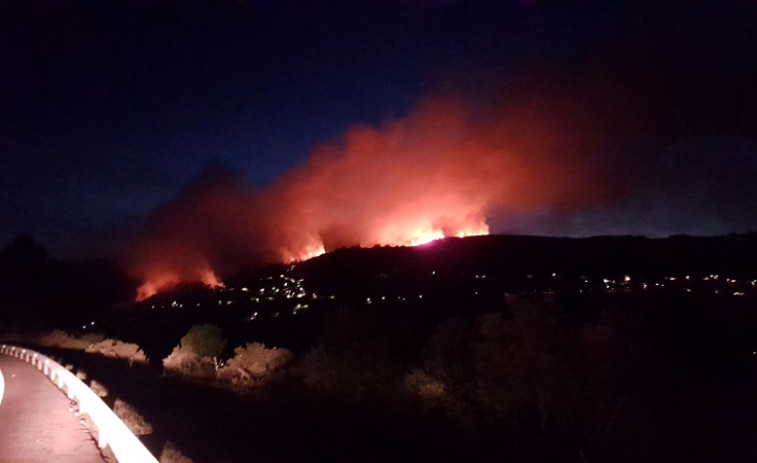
(136, 267, 223, 301)
(128, 94, 603, 300)
(264, 96, 594, 263)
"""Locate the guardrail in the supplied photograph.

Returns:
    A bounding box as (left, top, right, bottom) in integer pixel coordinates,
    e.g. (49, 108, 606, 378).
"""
(0, 344, 159, 463)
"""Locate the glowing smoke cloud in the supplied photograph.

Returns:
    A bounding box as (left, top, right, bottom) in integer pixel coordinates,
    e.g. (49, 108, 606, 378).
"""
(129, 95, 603, 300)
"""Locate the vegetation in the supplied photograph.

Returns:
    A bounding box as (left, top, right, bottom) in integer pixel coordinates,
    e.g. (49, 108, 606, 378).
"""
(38, 329, 105, 350)
(218, 342, 292, 386)
(179, 324, 227, 359)
(163, 324, 227, 377)
(89, 379, 109, 398)
(162, 345, 213, 377)
(113, 399, 153, 436)
(0, 235, 134, 330)
(28, 289, 755, 463)
(85, 339, 148, 364)
(2, 234, 755, 462)
(159, 441, 194, 463)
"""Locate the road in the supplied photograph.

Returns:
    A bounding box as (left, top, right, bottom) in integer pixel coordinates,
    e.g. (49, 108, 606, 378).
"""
(0, 355, 105, 463)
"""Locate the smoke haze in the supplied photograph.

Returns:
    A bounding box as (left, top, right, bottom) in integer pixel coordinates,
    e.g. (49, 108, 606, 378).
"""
(127, 93, 608, 298)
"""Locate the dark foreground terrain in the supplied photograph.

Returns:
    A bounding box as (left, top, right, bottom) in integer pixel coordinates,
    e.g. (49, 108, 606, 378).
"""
(35, 289, 757, 463)
(3, 233, 757, 462)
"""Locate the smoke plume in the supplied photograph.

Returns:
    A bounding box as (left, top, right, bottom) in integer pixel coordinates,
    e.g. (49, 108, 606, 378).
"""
(128, 94, 606, 299)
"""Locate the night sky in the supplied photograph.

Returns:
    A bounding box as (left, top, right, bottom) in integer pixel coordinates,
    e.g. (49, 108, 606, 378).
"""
(2, 1, 756, 260)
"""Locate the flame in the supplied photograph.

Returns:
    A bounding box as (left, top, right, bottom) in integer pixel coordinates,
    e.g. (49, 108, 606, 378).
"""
(374, 221, 489, 248)
(285, 218, 490, 260)
(406, 230, 445, 247)
(127, 94, 600, 300)
(454, 223, 490, 239)
(136, 267, 223, 301)
(283, 242, 326, 263)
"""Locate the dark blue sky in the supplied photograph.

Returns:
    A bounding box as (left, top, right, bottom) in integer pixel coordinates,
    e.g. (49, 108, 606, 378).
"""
(2, 1, 756, 258)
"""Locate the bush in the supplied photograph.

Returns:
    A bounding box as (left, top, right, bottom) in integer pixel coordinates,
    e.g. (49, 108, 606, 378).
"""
(293, 307, 406, 396)
(162, 345, 215, 378)
(37, 329, 105, 350)
(163, 325, 227, 378)
(218, 343, 292, 386)
(421, 299, 572, 420)
(90, 379, 109, 398)
(113, 399, 153, 436)
(404, 369, 447, 401)
(179, 324, 227, 359)
(159, 441, 194, 463)
(86, 339, 148, 364)
(415, 297, 660, 461)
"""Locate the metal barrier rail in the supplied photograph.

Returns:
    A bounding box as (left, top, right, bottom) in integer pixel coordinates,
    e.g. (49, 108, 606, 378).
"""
(0, 344, 159, 463)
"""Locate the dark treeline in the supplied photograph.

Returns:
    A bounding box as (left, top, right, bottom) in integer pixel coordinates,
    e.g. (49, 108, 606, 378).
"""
(289, 233, 757, 293)
(0, 235, 135, 330)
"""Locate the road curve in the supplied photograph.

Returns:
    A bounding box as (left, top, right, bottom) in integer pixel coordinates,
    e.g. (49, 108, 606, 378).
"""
(0, 355, 105, 463)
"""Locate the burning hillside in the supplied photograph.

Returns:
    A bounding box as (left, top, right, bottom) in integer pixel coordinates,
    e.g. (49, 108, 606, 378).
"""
(129, 94, 604, 300)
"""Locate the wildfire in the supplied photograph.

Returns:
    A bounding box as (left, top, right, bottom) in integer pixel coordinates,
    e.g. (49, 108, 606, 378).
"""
(375, 221, 489, 248)
(454, 223, 490, 239)
(136, 267, 223, 301)
(128, 94, 596, 301)
(280, 219, 490, 263)
(406, 230, 445, 247)
(283, 242, 327, 263)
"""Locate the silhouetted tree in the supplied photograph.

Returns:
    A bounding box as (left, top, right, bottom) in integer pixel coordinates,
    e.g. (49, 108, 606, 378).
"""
(180, 324, 227, 359)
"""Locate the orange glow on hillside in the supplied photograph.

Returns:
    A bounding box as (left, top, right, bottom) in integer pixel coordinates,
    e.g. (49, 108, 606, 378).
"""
(136, 267, 223, 301)
(372, 220, 489, 248)
(284, 219, 490, 262)
(283, 242, 327, 263)
(406, 230, 445, 247)
(127, 94, 601, 300)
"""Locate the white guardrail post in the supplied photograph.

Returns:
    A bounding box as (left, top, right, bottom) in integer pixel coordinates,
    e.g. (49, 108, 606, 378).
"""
(0, 344, 159, 463)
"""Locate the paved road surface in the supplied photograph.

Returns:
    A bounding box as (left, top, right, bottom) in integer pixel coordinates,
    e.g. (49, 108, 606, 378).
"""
(0, 355, 105, 463)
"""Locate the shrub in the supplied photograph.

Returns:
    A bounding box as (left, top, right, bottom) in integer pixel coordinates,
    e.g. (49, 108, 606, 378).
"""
(179, 324, 227, 359)
(219, 343, 292, 386)
(421, 299, 571, 420)
(90, 379, 109, 398)
(404, 369, 446, 401)
(159, 441, 194, 463)
(86, 339, 148, 364)
(37, 329, 105, 350)
(294, 307, 407, 396)
(163, 325, 227, 378)
(162, 345, 213, 377)
(295, 343, 402, 396)
(113, 399, 153, 436)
